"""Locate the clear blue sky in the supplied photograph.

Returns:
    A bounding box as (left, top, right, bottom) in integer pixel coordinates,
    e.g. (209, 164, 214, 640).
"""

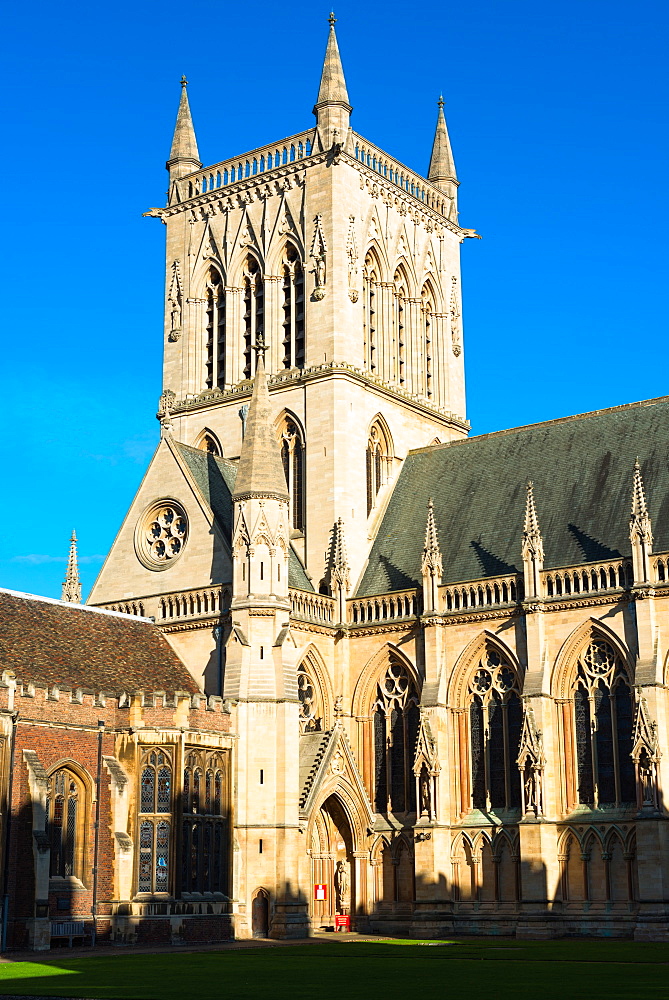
(2, 0, 667, 599)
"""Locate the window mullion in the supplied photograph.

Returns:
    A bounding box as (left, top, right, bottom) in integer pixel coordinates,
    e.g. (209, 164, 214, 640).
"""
(610, 689, 621, 806)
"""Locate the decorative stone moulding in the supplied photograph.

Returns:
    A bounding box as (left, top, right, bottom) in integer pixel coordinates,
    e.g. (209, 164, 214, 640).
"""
(135, 499, 189, 571)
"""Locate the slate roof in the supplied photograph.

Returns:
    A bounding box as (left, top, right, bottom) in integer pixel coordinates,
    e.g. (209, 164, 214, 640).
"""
(0, 590, 199, 694)
(358, 396, 669, 596)
(176, 442, 313, 592)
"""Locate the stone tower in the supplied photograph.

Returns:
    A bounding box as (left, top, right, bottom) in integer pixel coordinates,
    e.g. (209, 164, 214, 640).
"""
(149, 16, 477, 591)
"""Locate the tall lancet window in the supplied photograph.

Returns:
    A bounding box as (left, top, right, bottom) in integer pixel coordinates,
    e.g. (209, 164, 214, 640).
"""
(393, 267, 408, 386)
(467, 646, 522, 812)
(279, 416, 305, 532)
(363, 250, 380, 373)
(571, 637, 635, 807)
(205, 267, 226, 390)
(138, 748, 173, 895)
(366, 419, 392, 517)
(46, 768, 84, 879)
(373, 658, 420, 814)
(281, 244, 305, 369)
(421, 282, 436, 399)
(242, 255, 264, 379)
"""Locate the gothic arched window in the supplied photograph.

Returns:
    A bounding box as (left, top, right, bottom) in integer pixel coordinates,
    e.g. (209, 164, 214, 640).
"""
(363, 251, 380, 373)
(47, 768, 84, 879)
(366, 420, 392, 516)
(421, 282, 436, 399)
(138, 748, 173, 894)
(467, 647, 522, 812)
(373, 658, 420, 814)
(205, 266, 226, 390)
(281, 244, 305, 369)
(572, 638, 635, 806)
(279, 416, 304, 532)
(243, 255, 264, 380)
(181, 750, 228, 895)
(393, 267, 408, 386)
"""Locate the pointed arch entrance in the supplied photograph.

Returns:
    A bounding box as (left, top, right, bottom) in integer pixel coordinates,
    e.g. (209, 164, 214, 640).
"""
(310, 794, 355, 929)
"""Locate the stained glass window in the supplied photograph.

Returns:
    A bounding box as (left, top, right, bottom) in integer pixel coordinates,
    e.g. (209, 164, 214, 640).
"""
(373, 659, 419, 814)
(181, 750, 228, 895)
(572, 639, 635, 806)
(137, 749, 173, 893)
(467, 647, 522, 812)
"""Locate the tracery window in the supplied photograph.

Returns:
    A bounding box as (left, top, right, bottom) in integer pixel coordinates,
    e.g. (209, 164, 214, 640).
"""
(138, 748, 173, 894)
(393, 267, 408, 385)
(363, 251, 379, 373)
(366, 421, 392, 516)
(373, 659, 420, 813)
(572, 638, 635, 807)
(298, 659, 323, 733)
(281, 244, 305, 369)
(468, 647, 522, 812)
(46, 768, 83, 879)
(181, 750, 228, 895)
(205, 266, 226, 390)
(421, 283, 436, 399)
(243, 255, 264, 379)
(280, 417, 304, 531)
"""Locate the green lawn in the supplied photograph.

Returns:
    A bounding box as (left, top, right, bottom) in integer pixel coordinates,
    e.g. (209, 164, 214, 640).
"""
(0, 939, 667, 1000)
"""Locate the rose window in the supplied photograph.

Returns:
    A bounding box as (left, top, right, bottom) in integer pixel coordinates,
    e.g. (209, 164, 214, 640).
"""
(137, 501, 188, 569)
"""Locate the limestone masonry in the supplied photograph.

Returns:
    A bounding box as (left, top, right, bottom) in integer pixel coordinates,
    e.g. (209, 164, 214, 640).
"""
(1, 17, 667, 949)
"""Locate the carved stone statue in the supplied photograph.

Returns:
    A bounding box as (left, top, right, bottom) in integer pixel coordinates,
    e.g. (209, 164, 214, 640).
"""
(420, 768, 431, 817)
(334, 859, 350, 912)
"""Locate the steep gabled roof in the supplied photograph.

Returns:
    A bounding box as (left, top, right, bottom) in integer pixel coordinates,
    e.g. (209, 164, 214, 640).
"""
(358, 396, 669, 595)
(0, 589, 199, 695)
(175, 442, 313, 592)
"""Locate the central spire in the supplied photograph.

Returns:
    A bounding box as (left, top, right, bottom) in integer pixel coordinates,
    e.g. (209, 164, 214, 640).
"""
(232, 339, 289, 501)
(313, 14, 352, 149)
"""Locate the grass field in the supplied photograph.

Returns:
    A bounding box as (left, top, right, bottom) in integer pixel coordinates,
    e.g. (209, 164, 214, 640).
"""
(0, 938, 667, 1000)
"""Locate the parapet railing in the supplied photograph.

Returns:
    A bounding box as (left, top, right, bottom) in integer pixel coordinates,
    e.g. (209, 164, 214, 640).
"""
(351, 132, 448, 216)
(176, 129, 317, 202)
(348, 589, 421, 625)
(290, 590, 336, 625)
(441, 573, 522, 612)
(158, 586, 230, 621)
(543, 558, 632, 598)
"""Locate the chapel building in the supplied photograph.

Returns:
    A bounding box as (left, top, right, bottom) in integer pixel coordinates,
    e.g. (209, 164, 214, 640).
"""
(1, 18, 668, 949)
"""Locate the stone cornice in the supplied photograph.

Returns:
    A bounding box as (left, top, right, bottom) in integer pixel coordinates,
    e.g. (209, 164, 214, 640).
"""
(169, 361, 469, 431)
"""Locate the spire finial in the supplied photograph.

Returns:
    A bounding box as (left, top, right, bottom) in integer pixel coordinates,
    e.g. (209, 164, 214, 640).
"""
(522, 481, 544, 563)
(253, 334, 268, 362)
(167, 76, 201, 177)
(61, 530, 82, 604)
(314, 12, 351, 116)
(421, 498, 442, 574)
(329, 11, 336, 26)
(332, 517, 350, 592)
(428, 93, 458, 221)
(630, 459, 652, 541)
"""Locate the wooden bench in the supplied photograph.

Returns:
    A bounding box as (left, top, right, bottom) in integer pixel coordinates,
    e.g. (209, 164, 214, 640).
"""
(50, 920, 86, 947)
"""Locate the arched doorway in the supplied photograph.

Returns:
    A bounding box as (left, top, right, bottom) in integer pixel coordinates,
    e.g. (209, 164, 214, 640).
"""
(251, 889, 269, 938)
(310, 794, 355, 929)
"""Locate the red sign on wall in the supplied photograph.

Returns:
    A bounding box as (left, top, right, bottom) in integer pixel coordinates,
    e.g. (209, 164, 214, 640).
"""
(314, 883, 327, 901)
